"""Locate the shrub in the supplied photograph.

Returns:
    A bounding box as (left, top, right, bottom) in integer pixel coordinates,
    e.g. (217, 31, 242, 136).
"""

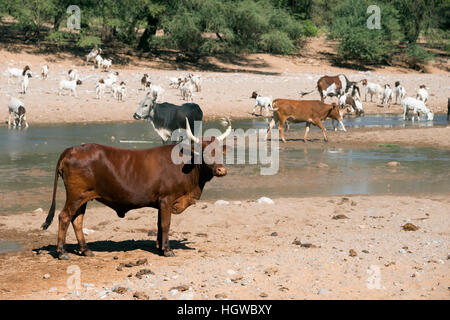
(76, 34, 101, 48)
(260, 30, 295, 54)
(405, 44, 434, 69)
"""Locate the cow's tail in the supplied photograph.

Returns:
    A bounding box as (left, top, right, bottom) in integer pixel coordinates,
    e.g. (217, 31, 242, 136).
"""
(299, 89, 314, 97)
(41, 152, 65, 230)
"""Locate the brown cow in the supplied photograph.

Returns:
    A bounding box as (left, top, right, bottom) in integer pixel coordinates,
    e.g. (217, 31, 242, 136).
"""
(317, 74, 354, 102)
(41, 119, 232, 260)
(265, 99, 342, 143)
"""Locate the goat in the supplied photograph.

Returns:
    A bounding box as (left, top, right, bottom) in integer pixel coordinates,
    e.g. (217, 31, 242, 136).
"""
(59, 79, 82, 97)
(112, 82, 126, 101)
(86, 47, 102, 65)
(41, 65, 49, 79)
(416, 85, 429, 104)
(187, 73, 201, 92)
(179, 79, 193, 101)
(95, 55, 103, 69)
(7, 65, 32, 84)
(101, 58, 112, 71)
(7, 96, 29, 128)
(402, 97, 433, 122)
(141, 74, 151, 90)
(68, 69, 78, 81)
(361, 79, 383, 103)
(382, 84, 393, 107)
(250, 91, 273, 117)
(95, 79, 106, 99)
(169, 76, 182, 88)
(20, 72, 32, 94)
(394, 81, 406, 105)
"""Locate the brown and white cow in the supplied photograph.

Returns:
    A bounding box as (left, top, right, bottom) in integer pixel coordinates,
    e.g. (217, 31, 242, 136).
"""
(265, 99, 343, 143)
(41, 119, 232, 260)
(316, 74, 355, 102)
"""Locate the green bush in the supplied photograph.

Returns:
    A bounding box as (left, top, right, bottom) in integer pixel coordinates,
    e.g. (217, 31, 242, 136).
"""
(260, 30, 295, 54)
(330, 0, 403, 64)
(405, 44, 434, 68)
(45, 30, 74, 46)
(76, 34, 102, 48)
(163, 9, 203, 54)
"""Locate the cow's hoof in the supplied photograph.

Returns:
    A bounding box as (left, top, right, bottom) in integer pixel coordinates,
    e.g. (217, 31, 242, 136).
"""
(81, 249, 94, 257)
(58, 253, 70, 260)
(163, 250, 175, 257)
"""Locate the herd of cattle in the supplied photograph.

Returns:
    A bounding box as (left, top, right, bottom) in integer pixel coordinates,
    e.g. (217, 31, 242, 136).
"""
(2, 47, 449, 259)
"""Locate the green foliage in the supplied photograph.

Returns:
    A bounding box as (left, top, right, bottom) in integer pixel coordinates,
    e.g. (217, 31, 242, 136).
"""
(331, 0, 403, 64)
(405, 43, 434, 68)
(260, 30, 295, 54)
(76, 34, 102, 48)
(45, 30, 75, 46)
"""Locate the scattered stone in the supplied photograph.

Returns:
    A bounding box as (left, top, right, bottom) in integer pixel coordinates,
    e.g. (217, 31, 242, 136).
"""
(278, 286, 289, 292)
(201, 205, 208, 209)
(264, 267, 278, 276)
(362, 250, 370, 254)
(196, 233, 208, 237)
(83, 283, 94, 288)
(349, 249, 358, 257)
(48, 287, 58, 293)
(34, 208, 43, 213)
(215, 293, 227, 299)
(136, 269, 154, 279)
(317, 288, 331, 295)
(147, 230, 157, 236)
(292, 238, 317, 248)
(398, 249, 407, 254)
(332, 214, 349, 220)
(214, 200, 230, 206)
(43, 273, 50, 279)
(259, 292, 268, 298)
(385, 262, 396, 267)
(270, 232, 278, 236)
(256, 197, 274, 205)
(113, 256, 118, 260)
(135, 258, 147, 266)
(170, 285, 189, 292)
(402, 223, 420, 231)
(227, 269, 236, 275)
(169, 289, 179, 296)
(231, 276, 243, 283)
(112, 286, 128, 294)
(133, 291, 149, 300)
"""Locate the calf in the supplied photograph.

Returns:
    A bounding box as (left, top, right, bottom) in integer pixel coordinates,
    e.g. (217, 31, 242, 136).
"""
(316, 74, 353, 102)
(41, 121, 231, 260)
(265, 99, 342, 143)
(7, 96, 29, 128)
(251, 91, 273, 117)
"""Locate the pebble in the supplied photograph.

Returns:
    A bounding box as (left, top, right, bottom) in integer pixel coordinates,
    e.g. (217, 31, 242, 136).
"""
(136, 269, 154, 279)
(317, 288, 331, 295)
(83, 283, 94, 288)
(349, 249, 358, 257)
(43, 273, 50, 279)
(178, 291, 195, 300)
(133, 291, 149, 300)
(215, 293, 227, 299)
(214, 200, 229, 206)
(170, 285, 189, 292)
(227, 269, 236, 275)
(259, 292, 268, 298)
(256, 197, 274, 205)
(82, 228, 95, 235)
(169, 289, 179, 296)
(402, 223, 420, 231)
(398, 249, 407, 254)
(112, 286, 128, 294)
(48, 287, 58, 293)
(34, 208, 43, 213)
(98, 290, 109, 298)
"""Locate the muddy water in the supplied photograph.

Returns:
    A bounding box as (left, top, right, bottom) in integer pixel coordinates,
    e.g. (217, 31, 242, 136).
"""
(0, 116, 449, 215)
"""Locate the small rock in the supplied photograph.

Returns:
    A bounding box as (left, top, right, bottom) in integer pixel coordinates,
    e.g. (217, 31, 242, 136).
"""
(43, 273, 50, 279)
(318, 288, 331, 295)
(135, 258, 147, 266)
(402, 223, 420, 231)
(48, 287, 58, 293)
(256, 197, 274, 205)
(227, 269, 236, 275)
(136, 269, 154, 279)
(214, 200, 229, 206)
(169, 289, 179, 296)
(147, 230, 157, 236)
(133, 291, 149, 300)
(113, 256, 118, 260)
(82, 228, 95, 235)
(349, 249, 358, 257)
(362, 250, 369, 254)
(170, 285, 189, 292)
(83, 283, 94, 288)
(215, 293, 227, 299)
(398, 249, 407, 254)
(201, 205, 208, 209)
(112, 286, 128, 294)
(34, 208, 44, 213)
(332, 214, 349, 220)
(264, 267, 278, 276)
(98, 290, 109, 298)
(270, 232, 278, 236)
(259, 292, 268, 298)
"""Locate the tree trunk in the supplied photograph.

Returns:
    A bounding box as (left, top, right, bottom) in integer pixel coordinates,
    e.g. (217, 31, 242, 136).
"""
(138, 14, 159, 51)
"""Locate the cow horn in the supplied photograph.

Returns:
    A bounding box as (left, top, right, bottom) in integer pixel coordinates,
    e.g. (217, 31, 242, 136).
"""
(185, 118, 200, 144)
(216, 117, 232, 141)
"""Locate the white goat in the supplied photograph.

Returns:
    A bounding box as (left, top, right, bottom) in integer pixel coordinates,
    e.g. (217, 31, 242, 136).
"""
(361, 79, 383, 103)
(416, 85, 429, 104)
(394, 81, 406, 105)
(179, 80, 194, 101)
(112, 82, 126, 101)
(141, 74, 151, 90)
(250, 91, 273, 116)
(402, 97, 433, 122)
(7, 66, 32, 84)
(382, 84, 393, 107)
(41, 65, 49, 79)
(187, 73, 201, 92)
(95, 79, 106, 99)
(7, 96, 28, 128)
(147, 83, 164, 102)
(59, 79, 82, 97)
(169, 76, 182, 88)
(95, 55, 103, 69)
(68, 69, 78, 81)
(101, 58, 112, 71)
(86, 47, 102, 65)
(20, 73, 32, 94)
